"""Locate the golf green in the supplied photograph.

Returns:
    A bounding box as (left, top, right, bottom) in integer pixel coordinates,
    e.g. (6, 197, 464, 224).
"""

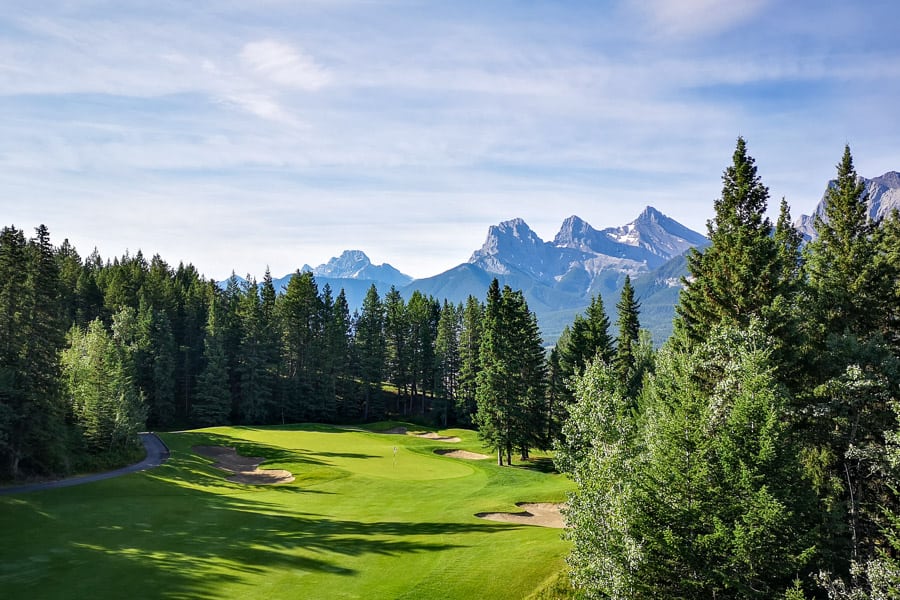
(0, 424, 572, 599)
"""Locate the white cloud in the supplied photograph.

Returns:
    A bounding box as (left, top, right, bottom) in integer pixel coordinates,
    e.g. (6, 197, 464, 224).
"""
(239, 39, 331, 90)
(632, 0, 771, 38)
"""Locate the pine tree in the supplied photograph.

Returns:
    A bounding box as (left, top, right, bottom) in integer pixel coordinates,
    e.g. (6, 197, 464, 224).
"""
(405, 291, 438, 416)
(0, 226, 31, 478)
(354, 284, 385, 421)
(805, 145, 878, 340)
(874, 210, 900, 352)
(18, 225, 69, 475)
(476, 279, 508, 465)
(192, 297, 232, 427)
(456, 295, 483, 426)
(258, 268, 282, 421)
(614, 275, 641, 395)
(566, 295, 614, 370)
(475, 280, 547, 464)
(555, 294, 615, 415)
(328, 288, 353, 420)
(237, 277, 271, 424)
(277, 271, 323, 422)
(801, 147, 898, 571)
(675, 137, 782, 347)
(383, 286, 409, 413)
(434, 300, 461, 427)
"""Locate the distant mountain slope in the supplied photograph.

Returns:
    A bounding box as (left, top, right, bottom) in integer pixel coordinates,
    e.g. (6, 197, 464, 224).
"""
(408, 206, 707, 345)
(303, 250, 413, 288)
(796, 171, 900, 240)
(220, 208, 707, 345)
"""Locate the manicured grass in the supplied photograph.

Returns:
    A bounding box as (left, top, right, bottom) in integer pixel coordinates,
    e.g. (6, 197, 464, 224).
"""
(0, 424, 572, 599)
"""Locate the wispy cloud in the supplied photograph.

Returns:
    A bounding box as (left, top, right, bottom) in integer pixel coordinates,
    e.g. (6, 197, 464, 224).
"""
(631, 0, 771, 38)
(240, 39, 331, 90)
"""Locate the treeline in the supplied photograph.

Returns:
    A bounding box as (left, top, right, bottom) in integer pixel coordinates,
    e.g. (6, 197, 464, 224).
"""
(3, 223, 636, 478)
(556, 140, 900, 598)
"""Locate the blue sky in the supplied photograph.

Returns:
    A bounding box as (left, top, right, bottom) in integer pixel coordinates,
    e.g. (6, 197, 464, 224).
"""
(2, 0, 899, 280)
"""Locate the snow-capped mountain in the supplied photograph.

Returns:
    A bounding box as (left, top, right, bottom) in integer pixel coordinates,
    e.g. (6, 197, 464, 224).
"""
(796, 171, 900, 241)
(411, 207, 707, 343)
(467, 206, 706, 290)
(302, 250, 412, 288)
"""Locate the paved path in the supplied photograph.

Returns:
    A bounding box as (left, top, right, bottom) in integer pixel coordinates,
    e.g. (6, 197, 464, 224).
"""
(0, 433, 170, 496)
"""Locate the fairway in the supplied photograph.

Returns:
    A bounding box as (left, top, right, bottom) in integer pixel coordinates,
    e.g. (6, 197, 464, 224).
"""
(0, 424, 571, 599)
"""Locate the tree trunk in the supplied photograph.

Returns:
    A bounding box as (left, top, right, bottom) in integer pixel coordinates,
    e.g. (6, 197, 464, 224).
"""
(497, 448, 503, 466)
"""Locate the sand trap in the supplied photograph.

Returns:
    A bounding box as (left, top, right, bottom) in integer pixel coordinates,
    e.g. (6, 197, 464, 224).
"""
(434, 449, 491, 460)
(192, 445, 294, 485)
(476, 503, 566, 528)
(415, 432, 462, 443)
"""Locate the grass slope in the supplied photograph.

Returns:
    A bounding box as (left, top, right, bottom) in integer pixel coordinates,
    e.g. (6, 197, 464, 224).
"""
(0, 424, 571, 599)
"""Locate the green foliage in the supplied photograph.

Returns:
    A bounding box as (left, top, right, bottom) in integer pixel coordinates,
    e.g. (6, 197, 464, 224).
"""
(475, 279, 548, 464)
(804, 145, 880, 340)
(560, 322, 818, 599)
(456, 295, 483, 425)
(555, 360, 641, 599)
(192, 298, 232, 427)
(354, 284, 386, 421)
(62, 318, 146, 453)
(614, 275, 643, 396)
(675, 137, 785, 348)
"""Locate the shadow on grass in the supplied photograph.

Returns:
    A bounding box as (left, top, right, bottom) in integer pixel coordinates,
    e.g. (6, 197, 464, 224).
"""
(515, 457, 559, 475)
(0, 467, 517, 600)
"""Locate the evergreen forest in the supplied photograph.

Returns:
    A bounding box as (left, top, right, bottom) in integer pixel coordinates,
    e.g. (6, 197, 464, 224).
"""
(2, 138, 899, 597)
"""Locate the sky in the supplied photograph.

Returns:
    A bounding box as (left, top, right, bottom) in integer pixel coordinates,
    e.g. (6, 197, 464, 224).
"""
(2, 0, 899, 281)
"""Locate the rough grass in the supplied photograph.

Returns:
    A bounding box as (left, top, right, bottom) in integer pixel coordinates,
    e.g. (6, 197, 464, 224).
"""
(0, 423, 572, 599)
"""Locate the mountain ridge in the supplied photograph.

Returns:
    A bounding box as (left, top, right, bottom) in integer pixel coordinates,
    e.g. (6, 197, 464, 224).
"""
(796, 171, 900, 240)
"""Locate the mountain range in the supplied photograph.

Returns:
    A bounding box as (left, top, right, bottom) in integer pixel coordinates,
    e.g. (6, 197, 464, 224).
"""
(222, 170, 899, 346)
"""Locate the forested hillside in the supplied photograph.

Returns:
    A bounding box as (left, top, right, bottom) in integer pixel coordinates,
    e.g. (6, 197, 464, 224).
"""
(0, 227, 562, 478)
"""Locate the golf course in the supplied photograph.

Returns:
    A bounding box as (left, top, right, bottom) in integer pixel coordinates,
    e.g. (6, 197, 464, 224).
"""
(0, 424, 572, 599)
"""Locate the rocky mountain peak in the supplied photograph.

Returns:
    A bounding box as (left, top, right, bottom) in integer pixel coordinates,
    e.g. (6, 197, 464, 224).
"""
(554, 215, 594, 247)
(796, 170, 900, 241)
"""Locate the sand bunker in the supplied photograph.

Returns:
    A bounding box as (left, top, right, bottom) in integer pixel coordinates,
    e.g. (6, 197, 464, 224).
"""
(476, 503, 566, 529)
(415, 432, 462, 443)
(192, 445, 294, 485)
(434, 449, 491, 460)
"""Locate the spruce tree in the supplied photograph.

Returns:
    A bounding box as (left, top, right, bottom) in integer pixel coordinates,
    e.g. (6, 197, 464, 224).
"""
(354, 284, 385, 421)
(805, 145, 878, 339)
(328, 288, 353, 420)
(456, 295, 483, 425)
(475, 279, 508, 465)
(614, 275, 641, 394)
(237, 277, 271, 424)
(475, 280, 547, 464)
(434, 300, 461, 427)
(192, 298, 232, 427)
(0, 226, 31, 478)
(800, 147, 899, 574)
(278, 271, 323, 422)
(675, 137, 781, 347)
(383, 287, 409, 413)
(19, 225, 68, 475)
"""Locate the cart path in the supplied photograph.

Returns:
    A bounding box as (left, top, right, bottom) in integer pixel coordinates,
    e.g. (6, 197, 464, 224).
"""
(0, 432, 169, 496)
